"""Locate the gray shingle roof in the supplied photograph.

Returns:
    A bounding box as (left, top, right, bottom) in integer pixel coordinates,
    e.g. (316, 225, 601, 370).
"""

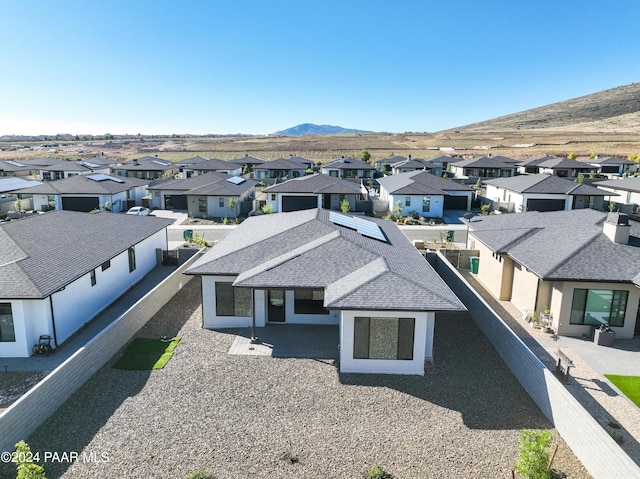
(0, 211, 172, 299)
(191, 158, 239, 171)
(484, 174, 610, 196)
(595, 177, 640, 193)
(469, 209, 640, 283)
(263, 174, 363, 194)
(255, 158, 307, 170)
(324, 157, 376, 170)
(185, 209, 465, 312)
(116, 156, 175, 171)
(537, 158, 592, 170)
(378, 171, 473, 196)
(586, 156, 635, 165)
(148, 172, 256, 197)
(450, 156, 518, 168)
(13, 174, 147, 195)
(228, 155, 266, 166)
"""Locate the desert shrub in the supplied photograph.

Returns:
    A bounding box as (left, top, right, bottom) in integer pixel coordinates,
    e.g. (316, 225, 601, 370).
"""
(365, 464, 391, 479)
(186, 469, 215, 479)
(515, 429, 552, 479)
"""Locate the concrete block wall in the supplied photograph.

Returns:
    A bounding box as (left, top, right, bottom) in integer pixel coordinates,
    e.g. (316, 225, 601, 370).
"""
(0, 253, 201, 454)
(432, 251, 640, 479)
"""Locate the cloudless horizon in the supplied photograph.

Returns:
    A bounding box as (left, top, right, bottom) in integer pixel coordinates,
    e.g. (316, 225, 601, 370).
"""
(1, 1, 639, 136)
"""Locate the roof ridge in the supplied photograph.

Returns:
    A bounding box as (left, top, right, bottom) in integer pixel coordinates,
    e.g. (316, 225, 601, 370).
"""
(324, 257, 389, 307)
(538, 229, 604, 279)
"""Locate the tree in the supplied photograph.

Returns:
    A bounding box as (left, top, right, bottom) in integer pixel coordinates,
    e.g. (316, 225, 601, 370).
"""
(475, 178, 482, 189)
(567, 152, 577, 160)
(360, 150, 371, 163)
(340, 198, 350, 213)
(15, 441, 46, 479)
(393, 200, 403, 221)
(227, 197, 238, 218)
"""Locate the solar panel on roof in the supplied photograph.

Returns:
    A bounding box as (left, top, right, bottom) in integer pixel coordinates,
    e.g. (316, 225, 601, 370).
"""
(87, 174, 125, 183)
(78, 161, 100, 168)
(6, 160, 26, 167)
(329, 211, 387, 242)
(152, 160, 170, 166)
(353, 216, 387, 242)
(226, 176, 246, 185)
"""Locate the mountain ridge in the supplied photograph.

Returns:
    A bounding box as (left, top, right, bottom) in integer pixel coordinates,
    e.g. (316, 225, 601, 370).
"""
(274, 123, 372, 136)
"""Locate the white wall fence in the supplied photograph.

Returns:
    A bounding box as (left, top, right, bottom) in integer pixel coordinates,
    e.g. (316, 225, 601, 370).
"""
(0, 252, 202, 454)
(430, 251, 640, 479)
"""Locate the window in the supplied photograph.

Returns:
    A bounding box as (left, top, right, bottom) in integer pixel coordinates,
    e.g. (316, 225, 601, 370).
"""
(47, 195, 56, 209)
(215, 283, 252, 316)
(90, 269, 96, 286)
(570, 289, 628, 327)
(117, 171, 127, 177)
(198, 197, 206, 213)
(135, 171, 144, 179)
(405, 197, 411, 207)
(271, 194, 276, 201)
(0, 303, 15, 342)
(353, 317, 414, 360)
(294, 289, 328, 315)
(101, 260, 111, 271)
(128, 247, 136, 272)
(218, 197, 224, 208)
(42, 172, 52, 181)
(422, 197, 430, 213)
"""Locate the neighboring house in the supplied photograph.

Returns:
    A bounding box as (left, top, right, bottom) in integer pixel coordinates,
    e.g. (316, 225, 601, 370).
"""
(111, 156, 179, 180)
(377, 171, 474, 217)
(467, 209, 640, 339)
(321, 156, 376, 179)
(286, 155, 314, 170)
(374, 155, 405, 174)
(484, 174, 610, 213)
(515, 155, 556, 174)
(449, 156, 518, 179)
(179, 157, 242, 178)
(0, 177, 43, 215)
(175, 156, 212, 177)
(390, 156, 443, 176)
(536, 158, 593, 179)
(0, 210, 172, 357)
(253, 158, 308, 180)
(262, 174, 368, 213)
(184, 209, 465, 375)
(228, 155, 266, 174)
(37, 159, 113, 181)
(583, 156, 637, 178)
(0, 160, 33, 178)
(13, 174, 149, 213)
(595, 177, 640, 213)
(148, 171, 256, 217)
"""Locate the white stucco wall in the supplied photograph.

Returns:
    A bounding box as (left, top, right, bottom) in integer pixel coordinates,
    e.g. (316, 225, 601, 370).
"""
(201, 275, 252, 329)
(387, 193, 444, 218)
(339, 310, 432, 375)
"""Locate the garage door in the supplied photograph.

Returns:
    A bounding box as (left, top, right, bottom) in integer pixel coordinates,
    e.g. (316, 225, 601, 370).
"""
(62, 196, 99, 212)
(282, 195, 318, 212)
(526, 198, 566, 212)
(444, 195, 468, 210)
(164, 195, 187, 210)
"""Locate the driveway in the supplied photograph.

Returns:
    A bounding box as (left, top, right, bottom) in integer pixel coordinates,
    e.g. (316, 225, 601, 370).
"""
(13, 279, 589, 479)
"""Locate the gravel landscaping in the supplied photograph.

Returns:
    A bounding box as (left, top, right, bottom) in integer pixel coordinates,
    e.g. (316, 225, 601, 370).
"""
(2, 278, 591, 479)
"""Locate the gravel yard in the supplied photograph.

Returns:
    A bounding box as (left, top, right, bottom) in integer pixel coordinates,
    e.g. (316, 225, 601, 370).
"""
(5, 278, 590, 479)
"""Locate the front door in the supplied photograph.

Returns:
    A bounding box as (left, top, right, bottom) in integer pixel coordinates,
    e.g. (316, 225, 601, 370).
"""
(267, 289, 285, 323)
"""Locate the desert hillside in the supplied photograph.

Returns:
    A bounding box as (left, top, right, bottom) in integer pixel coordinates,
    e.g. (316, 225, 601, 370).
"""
(447, 83, 640, 133)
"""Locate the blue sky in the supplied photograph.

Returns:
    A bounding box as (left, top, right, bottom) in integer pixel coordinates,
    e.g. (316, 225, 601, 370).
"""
(1, 0, 639, 136)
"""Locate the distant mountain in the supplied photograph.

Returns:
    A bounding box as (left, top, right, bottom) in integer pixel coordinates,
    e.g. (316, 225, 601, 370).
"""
(275, 123, 372, 136)
(444, 83, 640, 133)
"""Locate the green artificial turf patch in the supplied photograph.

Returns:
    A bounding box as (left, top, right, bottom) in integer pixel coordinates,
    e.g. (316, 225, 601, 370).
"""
(605, 374, 640, 408)
(113, 337, 181, 370)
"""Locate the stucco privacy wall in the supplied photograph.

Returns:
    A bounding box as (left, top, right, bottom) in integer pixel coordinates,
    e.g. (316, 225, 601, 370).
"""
(429, 251, 640, 479)
(0, 252, 201, 455)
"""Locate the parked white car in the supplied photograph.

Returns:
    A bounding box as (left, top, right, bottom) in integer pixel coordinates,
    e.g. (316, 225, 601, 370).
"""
(126, 206, 151, 216)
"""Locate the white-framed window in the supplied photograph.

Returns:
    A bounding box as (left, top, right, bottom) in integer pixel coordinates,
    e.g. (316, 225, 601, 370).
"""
(0, 303, 16, 342)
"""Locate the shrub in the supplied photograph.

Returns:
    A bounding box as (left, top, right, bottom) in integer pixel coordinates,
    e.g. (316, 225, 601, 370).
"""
(481, 204, 490, 215)
(340, 198, 351, 213)
(567, 152, 576, 160)
(515, 430, 552, 479)
(261, 203, 274, 214)
(15, 441, 46, 479)
(186, 469, 215, 479)
(365, 464, 391, 479)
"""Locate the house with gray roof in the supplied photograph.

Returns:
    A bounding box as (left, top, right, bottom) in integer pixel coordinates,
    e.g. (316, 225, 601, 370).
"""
(262, 174, 368, 213)
(13, 174, 149, 213)
(595, 177, 640, 213)
(0, 159, 33, 178)
(583, 156, 637, 178)
(377, 171, 473, 216)
(321, 156, 376, 179)
(449, 155, 518, 180)
(0, 177, 43, 216)
(178, 157, 242, 178)
(228, 155, 267, 174)
(467, 209, 640, 339)
(536, 158, 593, 179)
(389, 155, 443, 176)
(253, 158, 309, 180)
(0, 210, 172, 357)
(184, 209, 465, 375)
(484, 174, 610, 213)
(111, 156, 179, 180)
(148, 171, 256, 217)
(515, 155, 558, 174)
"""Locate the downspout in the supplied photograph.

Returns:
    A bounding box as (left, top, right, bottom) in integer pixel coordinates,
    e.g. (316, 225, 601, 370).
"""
(250, 289, 259, 344)
(49, 295, 59, 347)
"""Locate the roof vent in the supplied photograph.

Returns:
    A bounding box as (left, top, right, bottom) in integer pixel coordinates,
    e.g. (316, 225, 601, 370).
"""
(408, 154, 412, 161)
(603, 212, 630, 244)
(133, 159, 139, 166)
